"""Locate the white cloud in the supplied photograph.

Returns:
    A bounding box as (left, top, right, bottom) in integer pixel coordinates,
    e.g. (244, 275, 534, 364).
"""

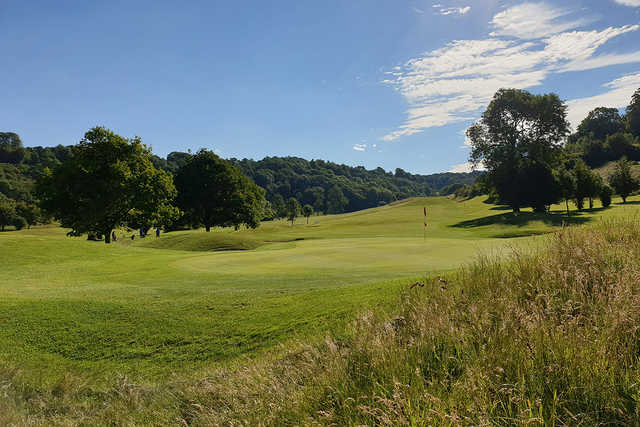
(450, 160, 486, 173)
(613, 0, 640, 6)
(450, 162, 475, 173)
(436, 6, 471, 16)
(566, 72, 640, 128)
(490, 3, 592, 39)
(353, 143, 367, 152)
(381, 2, 640, 141)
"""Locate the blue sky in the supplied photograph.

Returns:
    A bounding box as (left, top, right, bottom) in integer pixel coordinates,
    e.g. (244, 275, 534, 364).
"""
(1, 1, 640, 174)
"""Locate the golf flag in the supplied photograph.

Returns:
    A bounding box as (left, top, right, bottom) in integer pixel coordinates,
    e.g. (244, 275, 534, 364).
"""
(424, 207, 427, 227)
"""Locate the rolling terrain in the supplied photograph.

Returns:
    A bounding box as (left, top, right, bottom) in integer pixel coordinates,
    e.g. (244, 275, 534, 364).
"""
(2, 195, 640, 424)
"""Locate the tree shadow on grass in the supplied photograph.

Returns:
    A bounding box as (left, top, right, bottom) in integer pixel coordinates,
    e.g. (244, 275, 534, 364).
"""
(615, 200, 640, 205)
(450, 210, 595, 230)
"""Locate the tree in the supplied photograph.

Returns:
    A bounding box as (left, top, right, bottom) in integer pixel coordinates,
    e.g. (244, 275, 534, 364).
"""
(271, 194, 287, 219)
(302, 204, 313, 224)
(0, 198, 16, 231)
(576, 107, 625, 141)
(605, 133, 634, 160)
(573, 160, 601, 210)
(467, 89, 569, 212)
(608, 157, 639, 203)
(286, 197, 300, 225)
(174, 149, 265, 232)
(627, 88, 640, 137)
(0, 132, 26, 164)
(37, 127, 177, 243)
(326, 185, 348, 214)
(600, 184, 613, 208)
(15, 202, 41, 229)
(556, 167, 576, 213)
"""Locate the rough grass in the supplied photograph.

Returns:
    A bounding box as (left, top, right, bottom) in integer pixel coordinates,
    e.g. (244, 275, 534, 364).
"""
(4, 217, 640, 424)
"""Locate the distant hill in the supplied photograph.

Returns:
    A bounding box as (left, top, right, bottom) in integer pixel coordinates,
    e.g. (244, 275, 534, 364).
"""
(225, 156, 483, 213)
(0, 140, 482, 214)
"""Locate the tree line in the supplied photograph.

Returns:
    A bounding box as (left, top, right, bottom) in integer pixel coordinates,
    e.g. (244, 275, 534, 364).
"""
(466, 86, 640, 213)
(0, 132, 481, 234)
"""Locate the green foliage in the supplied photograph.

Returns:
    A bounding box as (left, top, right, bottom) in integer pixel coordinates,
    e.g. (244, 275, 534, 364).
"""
(11, 215, 27, 230)
(174, 149, 265, 231)
(573, 160, 602, 210)
(302, 204, 313, 224)
(0, 198, 16, 231)
(37, 127, 176, 243)
(0, 132, 26, 164)
(271, 193, 287, 219)
(576, 107, 625, 141)
(556, 166, 576, 213)
(627, 87, 640, 137)
(15, 202, 41, 228)
(468, 88, 569, 212)
(608, 157, 639, 203)
(286, 197, 300, 225)
(326, 185, 348, 214)
(226, 156, 481, 213)
(600, 184, 613, 207)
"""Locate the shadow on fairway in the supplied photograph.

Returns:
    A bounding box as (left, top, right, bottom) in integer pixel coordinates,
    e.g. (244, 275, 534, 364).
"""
(615, 201, 640, 205)
(449, 210, 599, 229)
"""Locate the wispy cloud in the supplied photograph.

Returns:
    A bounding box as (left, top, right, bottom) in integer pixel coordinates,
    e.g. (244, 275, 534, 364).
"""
(382, 2, 640, 141)
(613, 0, 640, 6)
(490, 2, 591, 39)
(353, 143, 367, 152)
(567, 72, 640, 127)
(435, 6, 471, 16)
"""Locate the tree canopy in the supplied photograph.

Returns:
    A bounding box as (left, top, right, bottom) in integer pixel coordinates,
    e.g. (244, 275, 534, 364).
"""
(608, 157, 639, 203)
(576, 107, 625, 141)
(174, 149, 265, 231)
(37, 127, 176, 243)
(468, 88, 570, 212)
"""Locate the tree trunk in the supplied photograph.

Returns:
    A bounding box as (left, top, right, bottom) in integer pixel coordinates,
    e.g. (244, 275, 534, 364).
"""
(104, 230, 112, 244)
(589, 198, 593, 209)
(623, 196, 627, 203)
(565, 199, 569, 214)
(512, 205, 520, 214)
(205, 225, 211, 232)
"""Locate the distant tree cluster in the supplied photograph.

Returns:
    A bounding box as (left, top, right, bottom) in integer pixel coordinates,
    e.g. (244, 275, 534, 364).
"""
(468, 87, 640, 212)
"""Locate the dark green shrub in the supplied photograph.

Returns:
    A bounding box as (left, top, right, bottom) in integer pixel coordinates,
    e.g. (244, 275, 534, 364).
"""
(600, 184, 613, 207)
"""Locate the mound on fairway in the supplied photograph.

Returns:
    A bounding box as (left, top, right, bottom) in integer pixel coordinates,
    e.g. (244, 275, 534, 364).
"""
(132, 230, 264, 251)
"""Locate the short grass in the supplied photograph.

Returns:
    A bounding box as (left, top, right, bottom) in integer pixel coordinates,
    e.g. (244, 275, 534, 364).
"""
(2, 195, 640, 424)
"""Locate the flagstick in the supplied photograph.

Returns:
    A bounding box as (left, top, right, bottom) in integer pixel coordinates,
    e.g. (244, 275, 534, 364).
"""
(423, 206, 426, 242)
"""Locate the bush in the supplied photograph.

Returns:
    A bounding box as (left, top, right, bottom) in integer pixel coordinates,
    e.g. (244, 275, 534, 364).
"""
(600, 184, 613, 207)
(11, 216, 27, 230)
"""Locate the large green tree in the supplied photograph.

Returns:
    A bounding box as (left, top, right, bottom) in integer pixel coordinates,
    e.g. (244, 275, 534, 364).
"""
(174, 149, 265, 231)
(576, 107, 625, 141)
(37, 127, 176, 243)
(608, 157, 639, 203)
(467, 89, 570, 212)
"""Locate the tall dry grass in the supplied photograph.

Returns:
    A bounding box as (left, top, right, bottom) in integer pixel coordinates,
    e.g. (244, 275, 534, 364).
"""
(4, 217, 640, 425)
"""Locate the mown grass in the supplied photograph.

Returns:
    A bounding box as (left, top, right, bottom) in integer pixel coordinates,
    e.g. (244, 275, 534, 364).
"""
(2, 196, 640, 424)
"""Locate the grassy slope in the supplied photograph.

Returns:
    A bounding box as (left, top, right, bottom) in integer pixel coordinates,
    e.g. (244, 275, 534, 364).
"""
(2, 195, 640, 424)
